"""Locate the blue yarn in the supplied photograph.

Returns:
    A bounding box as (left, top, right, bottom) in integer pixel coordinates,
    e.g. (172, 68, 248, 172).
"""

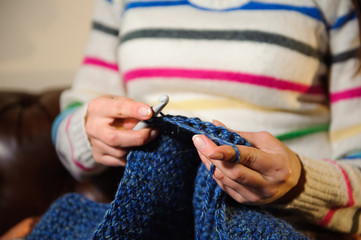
(28, 115, 309, 240)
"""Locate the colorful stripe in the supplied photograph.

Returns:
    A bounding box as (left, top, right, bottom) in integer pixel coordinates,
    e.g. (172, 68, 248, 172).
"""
(93, 21, 119, 36)
(345, 152, 361, 160)
(330, 86, 361, 103)
(124, 1, 324, 23)
(276, 124, 329, 141)
(330, 122, 361, 142)
(331, 48, 360, 63)
(330, 10, 357, 30)
(162, 98, 328, 115)
(65, 101, 83, 110)
(317, 159, 355, 227)
(121, 29, 324, 61)
(83, 56, 119, 72)
(124, 68, 324, 95)
(65, 114, 100, 172)
(52, 107, 79, 144)
(163, 98, 275, 112)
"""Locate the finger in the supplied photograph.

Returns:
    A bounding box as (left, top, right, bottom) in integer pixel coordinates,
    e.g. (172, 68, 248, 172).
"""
(235, 131, 281, 150)
(211, 161, 266, 189)
(88, 96, 153, 120)
(193, 134, 257, 170)
(112, 118, 139, 130)
(207, 138, 276, 172)
(236, 145, 276, 172)
(199, 152, 273, 205)
(214, 178, 248, 203)
(212, 119, 226, 127)
(91, 138, 130, 159)
(196, 149, 212, 170)
(211, 120, 272, 150)
(193, 135, 265, 184)
(214, 177, 271, 205)
(97, 127, 159, 148)
(93, 153, 127, 167)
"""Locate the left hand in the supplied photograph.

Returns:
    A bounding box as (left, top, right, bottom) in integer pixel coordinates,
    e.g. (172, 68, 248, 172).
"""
(192, 121, 302, 205)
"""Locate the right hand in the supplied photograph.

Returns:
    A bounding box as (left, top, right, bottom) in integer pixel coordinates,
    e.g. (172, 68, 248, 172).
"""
(85, 95, 158, 167)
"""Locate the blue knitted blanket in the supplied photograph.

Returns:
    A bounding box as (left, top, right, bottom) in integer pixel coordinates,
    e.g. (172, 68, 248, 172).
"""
(28, 115, 309, 240)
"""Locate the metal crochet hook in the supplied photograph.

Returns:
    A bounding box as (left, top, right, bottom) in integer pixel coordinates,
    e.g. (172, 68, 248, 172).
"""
(133, 95, 169, 130)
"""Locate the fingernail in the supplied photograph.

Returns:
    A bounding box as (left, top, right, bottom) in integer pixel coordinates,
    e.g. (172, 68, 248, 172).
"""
(138, 106, 151, 118)
(193, 135, 207, 150)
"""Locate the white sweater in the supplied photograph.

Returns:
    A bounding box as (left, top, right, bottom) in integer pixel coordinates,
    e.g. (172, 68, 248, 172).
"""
(52, 0, 361, 234)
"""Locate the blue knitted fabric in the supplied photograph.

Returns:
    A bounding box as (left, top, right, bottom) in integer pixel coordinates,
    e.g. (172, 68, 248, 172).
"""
(28, 115, 309, 240)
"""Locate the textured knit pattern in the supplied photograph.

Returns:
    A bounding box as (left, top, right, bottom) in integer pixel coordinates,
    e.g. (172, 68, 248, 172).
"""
(30, 115, 308, 240)
(52, 0, 361, 234)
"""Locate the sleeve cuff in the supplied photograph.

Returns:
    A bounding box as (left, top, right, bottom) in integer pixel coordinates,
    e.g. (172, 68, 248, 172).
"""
(282, 155, 349, 222)
(56, 104, 106, 180)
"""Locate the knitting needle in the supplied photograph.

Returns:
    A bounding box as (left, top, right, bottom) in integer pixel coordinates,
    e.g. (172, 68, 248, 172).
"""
(133, 95, 169, 130)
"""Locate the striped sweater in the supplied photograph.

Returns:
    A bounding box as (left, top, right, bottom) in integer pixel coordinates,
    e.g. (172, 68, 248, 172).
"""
(52, 0, 361, 235)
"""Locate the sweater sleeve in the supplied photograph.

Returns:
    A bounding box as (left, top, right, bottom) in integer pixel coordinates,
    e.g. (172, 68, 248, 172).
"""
(52, 0, 125, 180)
(281, 1, 361, 234)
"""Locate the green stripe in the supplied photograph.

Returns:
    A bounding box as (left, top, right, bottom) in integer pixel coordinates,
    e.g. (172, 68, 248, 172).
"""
(276, 124, 329, 141)
(65, 101, 83, 110)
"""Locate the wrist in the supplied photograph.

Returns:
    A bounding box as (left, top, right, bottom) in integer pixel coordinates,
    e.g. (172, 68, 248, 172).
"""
(274, 157, 305, 204)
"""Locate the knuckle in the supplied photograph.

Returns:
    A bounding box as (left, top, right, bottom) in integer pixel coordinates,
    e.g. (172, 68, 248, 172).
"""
(115, 149, 128, 158)
(262, 188, 278, 200)
(92, 152, 102, 164)
(232, 194, 244, 204)
(240, 151, 254, 166)
(104, 132, 119, 146)
(233, 168, 247, 184)
(276, 168, 292, 184)
(213, 170, 226, 181)
(85, 122, 95, 136)
(133, 134, 147, 146)
(87, 98, 102, 113)
(87, 100, 96, 112)
(258, 131, 272, 140)
(248, 195, 262, 203)
(99, 155, 109, 165)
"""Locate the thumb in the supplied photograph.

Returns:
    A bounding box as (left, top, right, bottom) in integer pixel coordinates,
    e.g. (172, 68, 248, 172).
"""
(212, 120, 255, 147)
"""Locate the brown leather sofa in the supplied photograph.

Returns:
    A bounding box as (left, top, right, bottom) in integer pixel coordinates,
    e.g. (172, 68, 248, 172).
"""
(0, 89, 123, 237)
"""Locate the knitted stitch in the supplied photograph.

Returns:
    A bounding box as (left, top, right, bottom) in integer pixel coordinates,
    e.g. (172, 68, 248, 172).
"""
(29, 115, 308, 240)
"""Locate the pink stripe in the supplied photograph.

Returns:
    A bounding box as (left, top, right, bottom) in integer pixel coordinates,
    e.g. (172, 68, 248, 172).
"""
(65, 114, 100, 172)
(317, 159, 355, 227)
(124, 68, 324, 94)
(83, 56, 119, 72)
(330, 86, 361, 103)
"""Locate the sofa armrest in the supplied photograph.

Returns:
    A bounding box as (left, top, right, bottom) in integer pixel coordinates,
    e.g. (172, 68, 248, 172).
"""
(0, 89, 123, 235)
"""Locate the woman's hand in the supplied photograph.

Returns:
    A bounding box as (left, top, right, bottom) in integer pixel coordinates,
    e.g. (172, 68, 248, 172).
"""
(192, 121, 302, 205)
(85, 95, 158, 167)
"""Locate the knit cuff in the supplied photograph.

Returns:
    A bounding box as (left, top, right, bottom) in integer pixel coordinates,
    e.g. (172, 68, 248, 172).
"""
(282, 155, 349, 223)
(56, 104, 106, 180)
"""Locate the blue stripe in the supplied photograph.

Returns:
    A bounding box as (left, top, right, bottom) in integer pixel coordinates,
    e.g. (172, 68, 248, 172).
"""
(239, 2, 324, 22)
(51, 107, 80, 144)
(125, 0, 188, 11)
(330, 10, 357, 30)
(344, 152, 361, 160)
(125, 1, 325, 23)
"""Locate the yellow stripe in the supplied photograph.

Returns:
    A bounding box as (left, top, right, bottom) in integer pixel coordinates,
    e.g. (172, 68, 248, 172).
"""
(153, 98, 328, 114)
(331, 122, 361, 142)
(165, 98, 271, 111)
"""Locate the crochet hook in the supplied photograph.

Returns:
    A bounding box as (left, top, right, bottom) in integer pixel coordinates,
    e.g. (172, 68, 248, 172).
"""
(133, 95, 169, 130)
